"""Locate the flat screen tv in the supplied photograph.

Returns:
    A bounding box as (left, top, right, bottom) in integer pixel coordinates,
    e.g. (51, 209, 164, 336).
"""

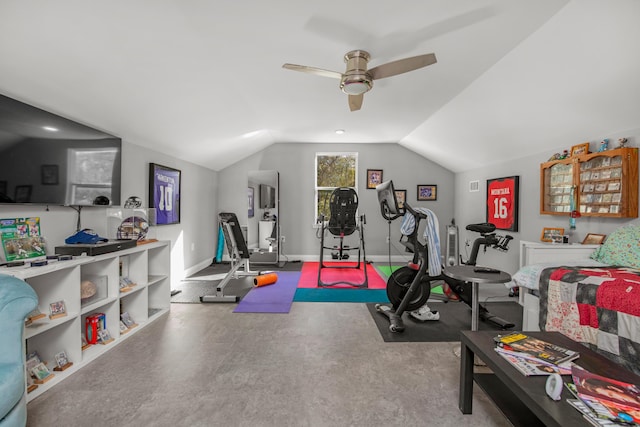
(0, 94, 122, 206)
(259, 184, 275, 209)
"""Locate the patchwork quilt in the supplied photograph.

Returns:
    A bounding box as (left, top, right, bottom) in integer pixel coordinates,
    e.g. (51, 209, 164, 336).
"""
(538, 266, 640, 374)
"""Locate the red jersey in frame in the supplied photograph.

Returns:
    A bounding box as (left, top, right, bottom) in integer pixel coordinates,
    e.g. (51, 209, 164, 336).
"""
(486, 176, 519, 232)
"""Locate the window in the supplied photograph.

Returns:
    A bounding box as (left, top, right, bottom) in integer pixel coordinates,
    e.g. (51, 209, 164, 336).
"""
(315, 152, 358, 222)
(66, 148, 118, 205)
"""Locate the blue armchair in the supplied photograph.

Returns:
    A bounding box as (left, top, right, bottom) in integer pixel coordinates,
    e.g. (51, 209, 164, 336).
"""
(0, 274, 38, 427)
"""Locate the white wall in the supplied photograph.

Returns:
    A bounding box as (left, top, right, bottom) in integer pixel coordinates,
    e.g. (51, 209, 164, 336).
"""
(218, 142, 455, 261)
(454, 128, 640, 275)
(0, 141, 218, 284)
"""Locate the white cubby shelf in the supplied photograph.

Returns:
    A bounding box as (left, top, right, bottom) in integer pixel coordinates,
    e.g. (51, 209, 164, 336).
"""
(5, 240, 171, 402)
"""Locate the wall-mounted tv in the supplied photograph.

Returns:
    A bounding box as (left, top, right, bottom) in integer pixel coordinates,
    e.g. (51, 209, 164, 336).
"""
(0, 94, 122, 206)
(259, 184, 276, 209)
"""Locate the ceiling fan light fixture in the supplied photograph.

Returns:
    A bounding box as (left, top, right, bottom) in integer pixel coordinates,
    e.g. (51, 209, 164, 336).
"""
(341, 81, 370, 95)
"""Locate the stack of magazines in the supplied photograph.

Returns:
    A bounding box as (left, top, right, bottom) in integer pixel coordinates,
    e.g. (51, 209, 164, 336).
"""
(567, 365, 640, 426)
(493, 332, 580, 375)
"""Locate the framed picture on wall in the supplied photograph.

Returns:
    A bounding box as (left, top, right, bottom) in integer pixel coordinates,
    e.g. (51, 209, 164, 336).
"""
(41, 164, 59, 185)
(149, 163, 181, 225)
(417, 185, 437, 201)
(367, 169, 383, 189)
(248, 187, 255, 218)
(486, 176, 519, 232)
(14, 185, 32, 203)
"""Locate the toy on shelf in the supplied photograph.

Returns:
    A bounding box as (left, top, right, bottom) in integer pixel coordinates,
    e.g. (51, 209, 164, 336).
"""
(598, 139, 609, 152)
(617, 137, 628, 148)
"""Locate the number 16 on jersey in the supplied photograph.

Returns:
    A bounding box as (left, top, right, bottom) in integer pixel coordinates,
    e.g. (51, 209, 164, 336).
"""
(486, 176, 519, 232)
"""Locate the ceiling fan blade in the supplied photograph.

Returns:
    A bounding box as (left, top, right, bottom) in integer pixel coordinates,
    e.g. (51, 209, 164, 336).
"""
(348, 94, 363, 112)
(369, 53, 437, 80)
(282, 63, 342, 79)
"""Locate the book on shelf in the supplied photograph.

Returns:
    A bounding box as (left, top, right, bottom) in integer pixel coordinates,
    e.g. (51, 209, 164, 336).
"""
(571, 365, 640, 425)
(494, 332, 579, 365)
(494, 347, 572, 376)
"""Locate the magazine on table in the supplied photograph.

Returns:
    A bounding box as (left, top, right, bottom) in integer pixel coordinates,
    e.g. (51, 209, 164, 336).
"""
(494, 332, 579, 365)
(567, 399, 623, 427)
(571, 365, 640, 425)
(494, 347, 572, 376)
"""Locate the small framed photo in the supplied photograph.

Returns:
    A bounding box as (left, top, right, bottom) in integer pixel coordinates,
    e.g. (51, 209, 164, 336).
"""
(54, 351, 69, 368)
(541, 227, 565, 242)
(41, 164, 59, 185)
(582, 233, 606, 245)
(570, 142, 590, 157)
(26, 352, 42, 375)
(14, 185, 32, 203)
(366, 169, 383, 189)
(98, 328, 113, 343)
(248, 187, 255, 218)
(394, 189, 406, 211)
(120, 312, 136, 328)
(31, 362, 52, 381)
(417, 185, 437, 201)
(49, 300, 67, 318)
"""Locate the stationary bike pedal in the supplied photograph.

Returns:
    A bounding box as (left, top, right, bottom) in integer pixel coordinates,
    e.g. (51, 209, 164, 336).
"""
(375, 304, 392, 313)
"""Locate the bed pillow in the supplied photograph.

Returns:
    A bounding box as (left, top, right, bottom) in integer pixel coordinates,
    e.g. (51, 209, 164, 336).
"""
(590, 224, 640, 268)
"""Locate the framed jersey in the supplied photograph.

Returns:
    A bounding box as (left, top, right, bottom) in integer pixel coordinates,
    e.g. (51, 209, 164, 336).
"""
(149, 163, 181, 225)
(486, 176, 519, 232)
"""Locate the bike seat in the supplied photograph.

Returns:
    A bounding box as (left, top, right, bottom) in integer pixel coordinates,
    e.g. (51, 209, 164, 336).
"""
(466, 222, 496, 234)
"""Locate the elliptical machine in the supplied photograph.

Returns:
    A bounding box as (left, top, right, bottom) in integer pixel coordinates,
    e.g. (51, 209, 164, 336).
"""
(375, 180, 515, 333)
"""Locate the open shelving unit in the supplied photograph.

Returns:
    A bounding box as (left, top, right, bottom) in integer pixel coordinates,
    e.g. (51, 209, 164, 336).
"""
(5, 240, 170, 401)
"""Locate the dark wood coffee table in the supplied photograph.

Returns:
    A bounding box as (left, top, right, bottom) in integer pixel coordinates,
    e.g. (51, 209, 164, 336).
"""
(459, 330, 640, 427)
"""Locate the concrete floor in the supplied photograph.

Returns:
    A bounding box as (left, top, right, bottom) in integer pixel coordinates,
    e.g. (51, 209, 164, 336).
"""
(26, 301, 512, 427)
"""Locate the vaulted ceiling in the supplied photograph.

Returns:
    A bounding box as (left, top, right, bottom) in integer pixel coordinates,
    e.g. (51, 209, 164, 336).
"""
(1, 1, 638, 172)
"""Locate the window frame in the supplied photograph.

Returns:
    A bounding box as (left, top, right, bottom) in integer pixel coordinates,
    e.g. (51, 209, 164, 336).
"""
(314, 151, 359, 225)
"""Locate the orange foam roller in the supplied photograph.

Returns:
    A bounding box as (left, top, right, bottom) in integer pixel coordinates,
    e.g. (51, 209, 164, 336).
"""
(254, 273, 278, 287)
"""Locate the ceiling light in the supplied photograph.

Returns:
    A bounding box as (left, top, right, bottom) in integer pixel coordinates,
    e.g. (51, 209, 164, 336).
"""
(341, 80, 371, 95)
(42, 126, 58, 132)
(335, 129, 345, 135)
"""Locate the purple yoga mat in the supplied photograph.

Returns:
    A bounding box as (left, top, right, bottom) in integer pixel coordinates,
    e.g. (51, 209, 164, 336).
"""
(233, 271, 301, 313)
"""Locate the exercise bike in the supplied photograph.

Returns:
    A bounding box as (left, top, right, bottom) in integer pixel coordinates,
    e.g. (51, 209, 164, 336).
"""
(375, 180, 515, 333)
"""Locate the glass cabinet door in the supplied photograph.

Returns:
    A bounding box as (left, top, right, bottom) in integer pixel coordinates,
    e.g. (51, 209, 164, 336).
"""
(542, 162, 573, 214)
(579, 154, 623, 215)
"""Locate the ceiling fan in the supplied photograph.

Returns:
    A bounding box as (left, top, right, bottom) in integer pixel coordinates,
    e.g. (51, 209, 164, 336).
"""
(282, 50, 437, 111)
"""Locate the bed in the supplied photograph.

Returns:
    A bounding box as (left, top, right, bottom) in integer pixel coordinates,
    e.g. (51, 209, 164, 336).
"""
(511, 224, 640, 374)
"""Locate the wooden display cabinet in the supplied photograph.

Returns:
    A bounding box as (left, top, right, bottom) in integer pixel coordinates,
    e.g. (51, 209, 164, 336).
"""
(540, 147, 638, 218)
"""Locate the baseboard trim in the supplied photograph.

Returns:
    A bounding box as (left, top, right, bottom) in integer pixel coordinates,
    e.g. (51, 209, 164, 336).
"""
(182, 258, 214, 279)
